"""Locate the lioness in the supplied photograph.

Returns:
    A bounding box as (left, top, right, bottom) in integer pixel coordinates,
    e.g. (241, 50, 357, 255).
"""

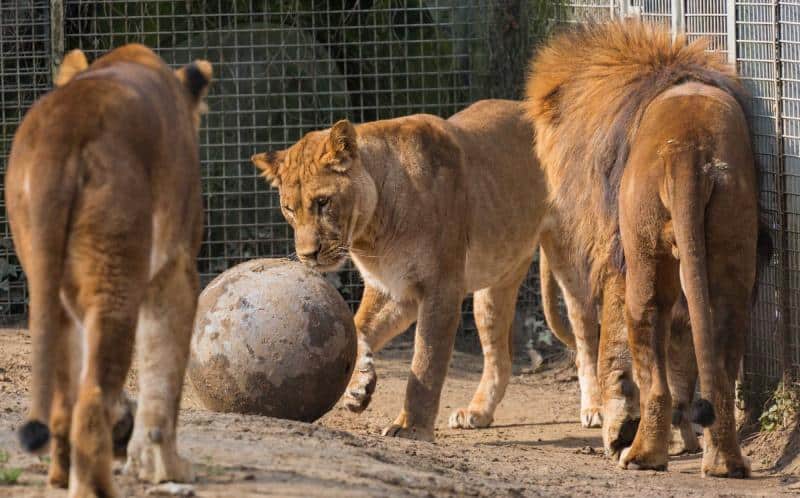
(526, 21, 764, 476)
(6, 45, 211, 497)
(252, 100, 548, 440)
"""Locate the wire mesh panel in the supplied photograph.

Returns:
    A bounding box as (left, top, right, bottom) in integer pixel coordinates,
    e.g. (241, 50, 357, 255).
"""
(560, 1, 617, 21)
(736, 0, 785, 396)
(0, 1, 50, 322)
(630, 0, 674, 25)
(686, 0, 730, 55)
(58, 1, 520, 330)
(779, 0, 800, 379)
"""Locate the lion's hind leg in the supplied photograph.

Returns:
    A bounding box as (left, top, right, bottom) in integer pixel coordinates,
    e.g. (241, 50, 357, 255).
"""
(46, 304, 79, 488)
(124, 248, 197, 484)
(65, 252, 146, 498)
(696, 194, 755, 478)
(667, 296, 701, 456)
(69, 304, 138, 498)
(449, 258, 531, 430)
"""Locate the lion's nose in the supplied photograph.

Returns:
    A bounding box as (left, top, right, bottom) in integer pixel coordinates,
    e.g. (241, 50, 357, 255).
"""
(298, 246, 320, 261)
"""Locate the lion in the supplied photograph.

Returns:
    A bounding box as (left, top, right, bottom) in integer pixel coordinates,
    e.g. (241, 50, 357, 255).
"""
(525, 20, 765, 477)
(251, 99, 549, 441)
(540, 245, 702, 454)
(6, 45, 211, 497)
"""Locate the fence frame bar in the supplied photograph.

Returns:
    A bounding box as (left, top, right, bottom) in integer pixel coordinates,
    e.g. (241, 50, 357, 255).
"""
(727, 0, 737, 65)
(49, 0, 64, 80)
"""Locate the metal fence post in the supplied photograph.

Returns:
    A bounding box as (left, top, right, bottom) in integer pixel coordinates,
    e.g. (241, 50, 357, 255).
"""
(770, 0, 792, 387)
(727, 0, 737, 65)
(671, 0, 685, 35)
(50, 0, 64, 81)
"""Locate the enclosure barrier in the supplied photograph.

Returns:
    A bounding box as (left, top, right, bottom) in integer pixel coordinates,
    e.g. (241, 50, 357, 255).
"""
(0, 0, 795, 406)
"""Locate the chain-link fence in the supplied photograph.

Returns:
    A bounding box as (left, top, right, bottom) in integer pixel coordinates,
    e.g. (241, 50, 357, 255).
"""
(0, 1, 49, 318)
(1, 1, 551, 342)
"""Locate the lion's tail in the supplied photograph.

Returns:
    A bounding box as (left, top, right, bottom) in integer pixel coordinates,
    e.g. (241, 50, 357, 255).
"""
(666, 149, 717, 428)
(539, 249, 576, 350)
(16, 151, 81, 453)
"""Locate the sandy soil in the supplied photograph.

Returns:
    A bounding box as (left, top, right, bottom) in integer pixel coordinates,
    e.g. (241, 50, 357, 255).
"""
(0, 327, 797, 497)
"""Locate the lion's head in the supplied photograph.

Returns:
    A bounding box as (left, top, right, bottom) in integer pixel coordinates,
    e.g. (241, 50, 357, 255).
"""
(251, 120, 377, 272)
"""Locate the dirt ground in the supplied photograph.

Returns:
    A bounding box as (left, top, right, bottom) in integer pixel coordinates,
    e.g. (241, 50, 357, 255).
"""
(0, 327, 798, 497)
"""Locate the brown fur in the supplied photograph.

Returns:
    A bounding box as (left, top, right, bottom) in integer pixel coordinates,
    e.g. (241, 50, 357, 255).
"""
(526, 20, 748, 294)
(252, 100, 549, 441)
(539, 254, 701, 451)
(526, 21, 759, 477)
(6, 45, 211, 497)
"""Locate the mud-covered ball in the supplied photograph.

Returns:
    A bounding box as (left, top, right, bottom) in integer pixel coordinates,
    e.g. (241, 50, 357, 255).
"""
(187, 258, 356, 422)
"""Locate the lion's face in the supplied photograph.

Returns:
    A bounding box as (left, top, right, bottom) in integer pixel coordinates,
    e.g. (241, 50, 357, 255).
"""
(252, 120, 375, 272)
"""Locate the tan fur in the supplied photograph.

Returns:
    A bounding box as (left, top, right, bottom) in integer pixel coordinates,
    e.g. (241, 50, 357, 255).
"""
(539, 254, 701, 450)
(539, 230, 603, 429)
(55, 50, 89, 87)
(252, 100, 549, 440)
(526, 21, 759, 477)
(6, 45, 211, 497)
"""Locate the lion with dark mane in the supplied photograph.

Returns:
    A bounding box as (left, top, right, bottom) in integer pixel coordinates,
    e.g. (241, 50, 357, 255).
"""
(526, 20, 766, 477)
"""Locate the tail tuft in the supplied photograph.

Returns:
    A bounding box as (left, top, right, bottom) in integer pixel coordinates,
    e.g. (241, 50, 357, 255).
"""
(690, 398, 716, 427)
(18, 420, 50, 452)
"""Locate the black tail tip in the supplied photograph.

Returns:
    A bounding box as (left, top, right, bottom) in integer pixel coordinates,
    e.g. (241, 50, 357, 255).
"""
(18, 420, 50, 452)
(690, 398, 716, 427)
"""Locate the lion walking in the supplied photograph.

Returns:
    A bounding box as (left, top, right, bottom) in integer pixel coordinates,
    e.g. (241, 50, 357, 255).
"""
(526, 21, 766, 477)
(252, 100, 549, 441)
(6, 45, 211, 497)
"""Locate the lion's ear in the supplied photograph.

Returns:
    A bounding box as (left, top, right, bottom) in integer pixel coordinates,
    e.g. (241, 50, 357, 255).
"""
(329, 120, 358, 168)
(55, 49, 89, 87)
(251, 150, 286, 187)
(175, 59, 213, 101)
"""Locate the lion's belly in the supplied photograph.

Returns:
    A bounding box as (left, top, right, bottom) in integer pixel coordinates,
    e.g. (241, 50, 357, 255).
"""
(463, 236, 539, 292)
(462, 200, 547, 292)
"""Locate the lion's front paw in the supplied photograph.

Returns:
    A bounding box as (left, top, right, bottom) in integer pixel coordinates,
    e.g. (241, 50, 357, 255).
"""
(619, 445, 668, 471)
(381, 423, 434, 442)
(448, 408, 493, 429)
(343, 353, 377, 413)
(580, 407, 603, 429)
(125, 431, 194, 484)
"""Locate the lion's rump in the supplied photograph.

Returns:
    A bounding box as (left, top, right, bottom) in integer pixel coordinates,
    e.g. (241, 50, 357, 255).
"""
(524, 20, 748, 294)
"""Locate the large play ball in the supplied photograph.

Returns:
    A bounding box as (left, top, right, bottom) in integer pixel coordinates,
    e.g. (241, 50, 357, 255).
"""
(187, 258, 356, 422)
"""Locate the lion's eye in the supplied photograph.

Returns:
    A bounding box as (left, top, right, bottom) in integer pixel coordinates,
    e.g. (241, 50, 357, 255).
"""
(283, 205, 295, 214)
(315, 197, 329, 209)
